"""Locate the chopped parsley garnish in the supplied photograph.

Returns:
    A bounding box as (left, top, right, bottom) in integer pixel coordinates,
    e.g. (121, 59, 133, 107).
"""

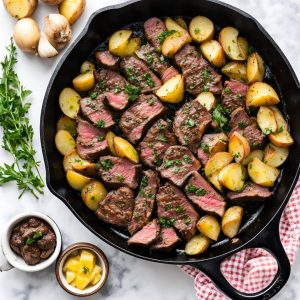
(202, 69, 211, 81)
(212, 104, 230, 131)
(83, 265, 90, 274)
(157, 121, 165, 129)
(203, 85, 209, 92)
(175, 205, 184, 213)
(140, 175, 148, 188)
(153, 157, 162, 166)
(164, 203, 173, 211)
(90, 91, 98, 99)
(114, 84, 122, 94)
(164, 159, 173, 168)
(97, 80, 107, 91)
(157, 134, 167, 142)
(183, 155, 192, 164)
(147, 97, 156, 106)
(125, 67, 135, 81)
(159, 55, 167, 63)
(143, 73, 155, 87)
(238, 122, 247, 129)
(234, 152, 241, 159)
(158, 30, 176, 45)
(133, 212, 141, 219)
(186, 118, 195, 128)
(194, 28, 200, 34)
(276, 126, 284, 134)
(25, 231, 43, 245)
(201, 143, 210, 153)
(185, 184, 206, 196)
(146, 54, 154, 65)
(174, 167, 180, 174)
(184, 217, 191, 225)
(125, 83, 140, 102)
(117, 174, 125, 182)
(98, 135, 104, 142)
(99, 159, 113, 171)
(159, 217, 175, 227)
(224, 87, 232, 94)
(264, 127, 272, 135)
(96, 120, 106, 128)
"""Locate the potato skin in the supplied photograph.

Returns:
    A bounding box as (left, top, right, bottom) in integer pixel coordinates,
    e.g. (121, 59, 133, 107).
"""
(59, 0, 86, 25)
(108, 30, 132, 57)
(200, 40, 225, 68)
(59, 87, 81, 119)
(73, 72, 95, 92)
(81, 180, 107, 211)
(156, 74, 184, 103)
(189, 16, 214, 43)
(222, 206, 243, 238)
(162, 31, 191, 58)
(229, 131, 250, 163)
(80, 61, 95, 74)
(55, 129, 76, 156)
(218, 163, 246, 191)
(57, 115, 77, 137)
(205, 152, 233, 177)
(114, 136, 139, 163)
(221, 62, 247, 83)
(247, 52, 265, 84)
(264, 143, 289, 168)
(185, 235, 210, 256)
(257, 106, 277, 135)
(242, 150, 264, 166)
(197, 215, 221, 241)
(269, 130, 294, 147)
(4, 0, 38, 19)
(66, 170, 91, 191)
(106, 131, 117, 156)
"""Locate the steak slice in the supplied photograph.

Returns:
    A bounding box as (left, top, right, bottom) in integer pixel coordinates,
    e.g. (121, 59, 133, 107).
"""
(159, 146, 201, 187)
(161, 66, 179, 83)
(128, 170, 160, 235)
(95, 50, 119, 70)
(139, 119, 177, 168)
(156, 182, 199, 241)
(151, 227, 181, 252)
(128, 219, 160, 247)
(174, 44, 222, 94)
(98, 156, 141, 189)
(120, 94, 166, 144)
(144, 17, 166, 51)
(173, 99, 212, 152)
(197, 148, 210, 166)
(96, 187, 134, 228)
(185, 172, 226, 217)
(76, 117, 108, 161)
(121, 56, 162, 93)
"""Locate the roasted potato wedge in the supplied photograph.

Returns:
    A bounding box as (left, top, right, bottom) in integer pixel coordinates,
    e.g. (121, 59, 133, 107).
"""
(3, 0, 37, 19)
(269, 106, 288, 131)
(221, 62, 247, 83)
(247, 52, 265, 84)
(219, 163, 246, 191)
(73, 162, 97, 178)
(229, 131, 251, 163)
(257, 106, 277, 135)
(222, 206, 243, 238)
(174, 16, 188, 30)
(264, 143, 289, 168)
(162, 31, 191, 58)
(59, 0, 85, 25)
(66, 170, 91, 191)
(189, 16, 214, 43)
(205, 152, 233, 177)
(109, 30, 132, 57)
(200, 133, 228, 155)
(106, 131, 117, 156)
(80, 61, 95, 74)
(114, 136, 139, 163)
(59, 87, 81, 119)
(248, 157, 280, 187)
(237, 37, 248, 60)
(242, 150, 264, 166)
(55, 130, 76, 156)
(165, 17, 188, 34)
(208, 171, 223, 192)
(195, 92, 217, 111)
(197, 215, 221, 241)
(200, 40, 226, 68)
(81, 180, 107, 211)
(122, 37, 141, 57)
(269, 130, 294, 147)
(73, 72, 95, 92)
(63, 150, 89, 172)
(185, 235, 210, 256)
(57, 116, 77, 137)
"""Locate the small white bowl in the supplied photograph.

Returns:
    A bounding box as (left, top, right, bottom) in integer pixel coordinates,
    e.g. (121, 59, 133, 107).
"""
(0, 211, 62, 272)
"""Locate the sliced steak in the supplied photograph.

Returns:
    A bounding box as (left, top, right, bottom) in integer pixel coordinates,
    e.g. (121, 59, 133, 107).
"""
(95, 50, 119, 70)
(197, 148, 210, 166)
(128, 219, 160, 246)
(161, 66, 179, 83)
(174, 44, 222, 94)
(120, 94, 166, 144)
(128, 170, 160, 235)
(76, 117, 108, 161)
(229, 107, 253, 131)
(173, 99, 212, 152)
(156, 182, 199, 241)
(144, 17, 166, 51)
(139, 119, 177, 168)
(151, 227, 181, 252)
(98, 156, 141, 189)
(159, 146, 201, 187)
(96, 187, 134, 228)
(121, 56, 162, 93)
(185, 172, 226, 217)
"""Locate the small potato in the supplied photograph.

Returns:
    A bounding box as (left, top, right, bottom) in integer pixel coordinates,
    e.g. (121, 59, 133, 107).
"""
(3, 0, 38, 19)
(59, 87, 81, 119)
(237, 37, 249, 60)
(247, 52, 265, 84)
(81, 180, 107, 211)
(208, 171, 223, 192)
(269, 106, 288, 131)
(66, 170, 91, 191)
(55, 130, 76, 156)
(269, 130, 294, 147)
(195, 92, 217, 111)
(114, 136, 139, 163)
(221, 62, 247, 83)
(222, 206, 243, 238)
(205, 152, 233, 177)
(57, 115, 77, 137)
(229, 131, 250, 163)
(165, 17, 188, 34)
(73, 72, 95, 92)
(59, 0, 86, 25)
(174, 17, 188, 30)
(185, 235, 210, 256)
(248, 157, 280, 187)
(162, 31, 191, 58)
(197, 215, 221, 241)
(257, 106, 277, 135)
(189, 16, 214, 43)
(200, 133, 228, 155)
(246, 82, 280, 108)
(219, 163, 246, 191)
(242, 150, 264, 166)
(122, 37, 141, 57)
(80, 61, 95, 74)
(63, 150, 89, 172)
(109, 30, 132, 57)
(106, 131, 117, 156)
(264, 143, 289, 168)
(200, 40, 226, 68)
(73, 162, 97, 177)
(155, 74, 184, 103)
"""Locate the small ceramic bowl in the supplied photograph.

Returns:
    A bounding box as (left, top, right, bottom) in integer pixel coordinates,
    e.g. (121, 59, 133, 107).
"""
(55, 243, 109, 297)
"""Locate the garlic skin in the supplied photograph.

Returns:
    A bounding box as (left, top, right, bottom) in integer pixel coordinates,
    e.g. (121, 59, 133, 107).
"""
(38, 32, 58, 58)
(45, 14, 72, 50)
(41, 0, 63, 5)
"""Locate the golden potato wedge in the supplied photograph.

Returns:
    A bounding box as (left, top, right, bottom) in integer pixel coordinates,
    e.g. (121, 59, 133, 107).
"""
(55, 130, 76, 156)
(197, 215, 221, 241)
(246, 82, 280, 108)
(3, 0, 38, 19)
(200, 40, 226, 68)
(165, 17, 188, 34)
(66, 170, 91, 191)
(162, 31, 191, 58)
(109, 30, 132, 57)
(155, 74, 184, 103)
(72, 72, 95, 92)
(264, 143, 289, 168)
(59, 87, 81, 119)
(81, 180, 107, 211)
(200, 133, 228, 155)
(80, 61, 95, 74)
(185, 235, 210, 256)
(237, 37, 248, 60)
(63, 150, 89, 172)
(257, 106, 277, 135)
(229, 131, 251, 163)
(174, 16, 188, 30)
(114, 136, 139, 163)
(73, 162, 97, 178)
(247, 52, 265, 84)
(269, 130, 294, 147)
(248, 157, 280, 187)
(222, 206, 243, 238)
(122, 37, 141, 57)
(90, 265, 102, 285)
(242, 150, 264, 166)
(221, 62, 247, 83)
(189, 16, 214, 43)
(208, 171, 223, 192)
(269, 106, 288, 131)
(106, 131, 117, 156)
(57, 116, 77, 137)
(59, 0, 85, 25)
(195, 92, 217, 111)
(205, 152, 233, 177)
(219, 163, 246, 191)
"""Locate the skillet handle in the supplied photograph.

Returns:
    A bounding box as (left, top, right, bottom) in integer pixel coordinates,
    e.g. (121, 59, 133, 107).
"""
(190, 212, 290, 300)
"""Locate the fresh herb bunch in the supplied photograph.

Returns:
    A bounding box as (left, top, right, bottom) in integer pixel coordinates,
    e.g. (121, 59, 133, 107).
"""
(0, 40, 44, 198)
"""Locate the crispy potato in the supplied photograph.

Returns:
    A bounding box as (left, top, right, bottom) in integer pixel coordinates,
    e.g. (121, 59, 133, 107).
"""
(222, 206, 243, 238)
(242, 150, 264, 166)
(247, 52, 265, 84)
(55, 130, 76, 156)
(189, 16, 214, 43)
(162, 31, 191, 58)
(66, 170, 91, 191)
(229, 131, 251, 163)
(106, 131, 117, 156)
(200, 40, 226, 68)
(73, 162, 97, 177)
(63, 150, 89, 172)
(155, 74, 184, 103)
(248, 157, 280, 187)
(72, 72, 95, 92)
(3, 0, 38, 19)
(257, 106, 277, 134)
(109, 30, 132, 57)
(122, 37, 141, 57)
(59, 87, 81, 119)
(219, 163, 246, 191)
(57, 116, 77, 137)
(264, 143, 289, 168)
(246, 82, 280, 108)
(269, 130, 294, 147)
(205, 152, 233, 177)
(81, 180, 107, 211)
(200, 133, 228, 155)
(59, 0, 85, 25)
(174, 16, 188, 30)
(208, 171, 223, 192)
(114, 136, 139, 163)
(185, 235, 210, 256)
(197, 215, 221, 241)
(80, 61, 95, 74)
(269, 106, 288, 131)
(221, 62, 247, 83)
(195, 92, 217, 111)
(237, 37, 248, 60)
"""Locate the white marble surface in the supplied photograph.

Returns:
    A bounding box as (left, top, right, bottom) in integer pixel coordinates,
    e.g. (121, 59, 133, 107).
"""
(0, 0, 299, 299)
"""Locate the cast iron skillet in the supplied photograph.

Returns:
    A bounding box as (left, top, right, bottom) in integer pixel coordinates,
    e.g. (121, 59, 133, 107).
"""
(40, 0, 300, 299)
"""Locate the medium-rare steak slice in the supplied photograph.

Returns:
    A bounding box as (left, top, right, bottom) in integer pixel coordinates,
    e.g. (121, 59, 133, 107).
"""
(139, 119, 177, 168)
(96, 187, 134, 228)
(151, 227, 181, 252)
(173, 99, 212, 152)
(128, 170, 160, 235)
(174, 44, 222, 94)
(98, 156, 141, 189)
(120, 94, 166, 144)
(76, 117, 108, 161)
(95, 50, 119, 70)
(185, 172, 226, 217)
(144, 17, 166, 51)
(197, 148, 210, 166)
(161, 66, 179, 83)
(156, 182, 199, 241)
(128, 219, 160, 246)
(159, 146, 201, 187)
(121, 56, 162, 93)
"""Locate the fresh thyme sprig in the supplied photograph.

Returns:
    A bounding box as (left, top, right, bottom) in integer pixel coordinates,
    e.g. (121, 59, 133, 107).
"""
(0, 40, 44, 199)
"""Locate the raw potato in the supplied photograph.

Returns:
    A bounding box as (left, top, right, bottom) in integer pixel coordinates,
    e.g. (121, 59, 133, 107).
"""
(247, 52, 265, 84)
(55, 130, 76, 156)
(122, 37, 141, 57)
(242, 150, 264, 166)
(174, 17, 188, 30)
(221, 62, 247, 83)
(204, 152, 233, 177)
(114, 137, 139, 163)
(57, 115, 77, 137)
(218, 163, 246, 191)
(269, 106, 288, 131)
(208, 171, 223, 192)
(3, 0, 38, 19)
(59, 0, 86, 25)
(269, 130, 294, 147)
(189, 16, 214, 43)
(195, 92, 217, 111)
(237, 37, 248, 60)
(106, 131, 117, 156)
(185, 235, 210, 256)
(257, 106, 277, 134)
(59, 87, 81, 119)
(73, 162, 97, 178)
(222, 206, 243, 238)
(155, 74, 184, 103)
(264, 143, 289, 168)
(108, 30, 132, 57)
(200, 40, 226, 68)
(248, 157, 280, 187)
(80, 61, 95, 74)
(66, 170, 91, 191)
(197, 215, 221, 241)
(229, 131, 250, 163)
(73, 72, 95, 92)
(63, 150, 89, 172)
(162, 31, 191, 58)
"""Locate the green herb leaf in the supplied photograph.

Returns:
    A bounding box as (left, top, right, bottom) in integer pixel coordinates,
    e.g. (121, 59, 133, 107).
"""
(212, 104, 230, 131)
(25, 231, 43, 245)
(158, 30, 176, 45)
(124, 83, 140, 102)
(99, 159, 113, 171)
(96, 120, 106, 128)
(140, 175, 148, 188)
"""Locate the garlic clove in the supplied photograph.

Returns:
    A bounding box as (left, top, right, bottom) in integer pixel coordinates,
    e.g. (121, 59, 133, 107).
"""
(38, 32, 58, 58)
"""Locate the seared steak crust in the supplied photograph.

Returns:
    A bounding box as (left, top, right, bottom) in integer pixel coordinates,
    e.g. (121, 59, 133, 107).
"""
(151, 227, 181, 252)
(144, 17, 166, 51)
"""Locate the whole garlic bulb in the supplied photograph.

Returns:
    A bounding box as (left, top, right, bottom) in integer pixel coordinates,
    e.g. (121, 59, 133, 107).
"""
(45, 14, 72, 50)
(41, 0, 63, 5)
(38, 32, 58, 58)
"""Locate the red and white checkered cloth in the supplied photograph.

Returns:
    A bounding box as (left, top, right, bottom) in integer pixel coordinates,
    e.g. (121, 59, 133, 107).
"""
(180, 179, 300, 299)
